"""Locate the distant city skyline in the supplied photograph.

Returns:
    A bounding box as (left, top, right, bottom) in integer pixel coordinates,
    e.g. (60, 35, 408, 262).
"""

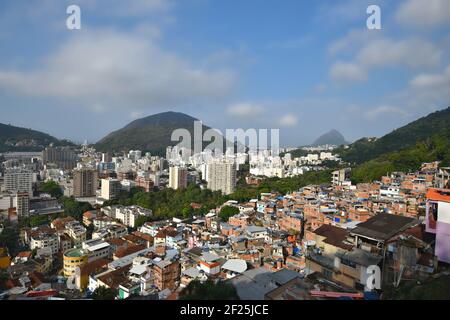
(0, 0, 449, 146)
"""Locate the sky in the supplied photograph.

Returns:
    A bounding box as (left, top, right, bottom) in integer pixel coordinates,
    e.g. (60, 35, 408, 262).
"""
(0, 0, 449, 146)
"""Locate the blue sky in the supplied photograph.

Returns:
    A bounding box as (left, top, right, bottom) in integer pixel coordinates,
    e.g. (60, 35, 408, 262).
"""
(0, 0, 449, 146)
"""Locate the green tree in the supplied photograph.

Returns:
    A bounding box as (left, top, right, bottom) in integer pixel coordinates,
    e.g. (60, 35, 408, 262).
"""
(40, 181, 63, 198)
(182, 204, 194, 218)
(180, 279, 239, 300)
(219, 206, 240, 221)
(0, 269, 9, 290)
(92, 286, 118, 300)
(134, 215, 153, 229)
(29, 215, 50, 228)
(0, 225, 20, 256)
(60, 197, 93, 221)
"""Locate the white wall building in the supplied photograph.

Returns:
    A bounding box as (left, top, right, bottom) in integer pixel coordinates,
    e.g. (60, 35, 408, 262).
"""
(207, 161, 236, 195)
(100, 178, 121, 201)
(4, 168, 33, 196)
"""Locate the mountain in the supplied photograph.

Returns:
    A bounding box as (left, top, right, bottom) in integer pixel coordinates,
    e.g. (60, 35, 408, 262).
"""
(0, 123, 74, 153)
(95, 111, 220, 155)
(339, 107, 450, 165)
(313, 129, 347, 146)
(345, 106, 450, 183)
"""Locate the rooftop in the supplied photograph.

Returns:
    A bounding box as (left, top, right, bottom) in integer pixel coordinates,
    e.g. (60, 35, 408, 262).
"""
(230, 268, 300, 300)
(313, 224, 353, 251)
(350, 213, 418, 242)
(426, 188, 450, 202)
(64, 248, 85, 258)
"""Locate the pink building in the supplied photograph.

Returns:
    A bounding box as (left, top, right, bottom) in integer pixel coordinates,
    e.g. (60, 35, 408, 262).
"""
(426, 188, 450, 264)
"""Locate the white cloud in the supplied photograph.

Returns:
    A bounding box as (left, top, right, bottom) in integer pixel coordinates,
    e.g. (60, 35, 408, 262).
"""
(0, 29, 236, 111)
(67, 0, 174, 17)
(316, 0, 385, 26)
(410, 66, 450, 88)
(396, 0, 450, 29)
(329, 35, 442, 82)
(227, 103, 264, 117)
(364, 106, 409, 120)
(328, 30, 372, 56)
(278, 114, 298, 127)
(357, 38, 441, 69)
(330, 62, 367, 82)
(406, 66, 450, 109)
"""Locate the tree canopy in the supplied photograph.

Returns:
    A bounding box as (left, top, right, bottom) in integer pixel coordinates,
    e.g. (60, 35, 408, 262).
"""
(39, 180, 63, 198)
(180, 279, 239, 300)
(219, 206, 240, 221)
(92, 286, 118, 300)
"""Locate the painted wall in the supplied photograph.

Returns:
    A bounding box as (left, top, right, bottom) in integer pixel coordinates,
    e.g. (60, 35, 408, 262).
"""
(436, 222, 450, 264)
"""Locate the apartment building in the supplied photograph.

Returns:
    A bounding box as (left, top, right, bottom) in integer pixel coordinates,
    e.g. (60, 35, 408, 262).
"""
(0, 192, 29, 217)
(73, 168, 98, 198)
(29, 228, 59, 255)
(92, 224, 128, 240)
(65, 221, 87, 247)
(13, 192, 29, 217)
(115, 205, 153, 228)
(207, 161, 236, 195)
(42, 146, 77, 170)
(4, 168, 33, 196)
(169, 166, 188, 190)
(100, 178, 121, 201)
(82, 238, 112, 262)
(153, 259, 180, 291)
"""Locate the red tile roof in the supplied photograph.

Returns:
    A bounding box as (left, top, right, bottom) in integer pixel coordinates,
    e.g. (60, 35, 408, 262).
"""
(426, 188, 450, 202)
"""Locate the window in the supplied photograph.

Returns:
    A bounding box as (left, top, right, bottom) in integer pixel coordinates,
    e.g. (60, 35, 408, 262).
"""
(323, 268, 332, 279)
(341, 258, 357, 269)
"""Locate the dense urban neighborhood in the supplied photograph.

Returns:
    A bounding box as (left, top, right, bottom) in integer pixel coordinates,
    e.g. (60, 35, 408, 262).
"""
(1, 112, 450, 301)
(1, 0, 450, 310)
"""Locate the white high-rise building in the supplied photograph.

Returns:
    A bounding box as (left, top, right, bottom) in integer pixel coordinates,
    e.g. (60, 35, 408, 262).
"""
(0, 192, 29, 217)
(100, 178, 121, 201)
(169, 166, 188, 190)
(4, 168, 33, 196)
(207, 161, 236, 195)
(14, 192, 30, 217)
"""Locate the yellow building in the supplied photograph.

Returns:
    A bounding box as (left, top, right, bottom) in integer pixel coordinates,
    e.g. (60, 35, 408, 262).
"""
(0, 247, 11, 269)
(76, 258, 109, 291)
(63, 248, 88, 277)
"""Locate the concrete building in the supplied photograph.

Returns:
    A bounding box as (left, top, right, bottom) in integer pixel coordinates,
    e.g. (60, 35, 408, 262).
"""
(63, 248, 88, 277)
(4, 168, 33, 196)
(153, 259, 180, 291)
(13, 192, 29, 217)
(0, 192, 29, 217)
(65, 221, 87, 247)
(100, 178, 121, 201)
(30, 230, 59, 255)
(82, 238, 111, 262)
(115, 206, 153, 228)
(169, 166, 188, 190)
(73, 168, 98, 198)
(332, 168, 351, 186)
(426, 188, 450, 264)
(207, 161, 236, 195)
(42, 146, 77, 170)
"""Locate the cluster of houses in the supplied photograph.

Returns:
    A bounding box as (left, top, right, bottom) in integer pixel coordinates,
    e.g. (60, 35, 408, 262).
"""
(1, 162, 449, 300)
